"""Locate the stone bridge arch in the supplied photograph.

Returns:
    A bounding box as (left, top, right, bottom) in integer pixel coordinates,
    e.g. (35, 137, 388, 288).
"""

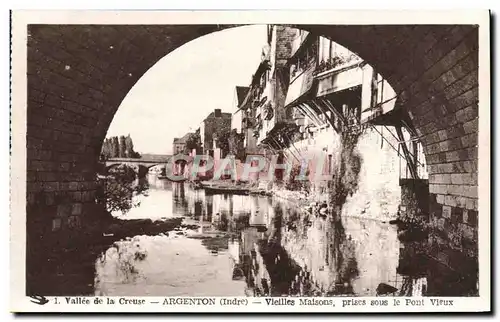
(27, 23, 480, 240)
(104, 162, 163, 177)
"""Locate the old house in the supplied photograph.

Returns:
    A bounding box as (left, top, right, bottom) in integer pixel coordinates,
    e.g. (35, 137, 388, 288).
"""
(172, 132, 193, 155)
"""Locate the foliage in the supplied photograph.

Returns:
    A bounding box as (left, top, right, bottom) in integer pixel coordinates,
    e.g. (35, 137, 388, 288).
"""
(101, 134, 141, 159)
(285, 163, 311, 192)
(96, 164, 149, 215)
(214, 130, 231, 157)
(185, 131, 202, 154)
(119, 136, 126, 159)
(315, 53, 361, 75)
(227, 129, 246, 160)
(329, 127, 363, 213)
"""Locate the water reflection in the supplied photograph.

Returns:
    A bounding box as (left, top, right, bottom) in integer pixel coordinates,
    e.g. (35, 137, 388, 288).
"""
(94, 174, 475, 297)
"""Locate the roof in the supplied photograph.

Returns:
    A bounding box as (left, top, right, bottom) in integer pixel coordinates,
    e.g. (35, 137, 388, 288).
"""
(173, 132, 193, 144)
(235, 86, 250, 107)
(205, 111, 232, 119)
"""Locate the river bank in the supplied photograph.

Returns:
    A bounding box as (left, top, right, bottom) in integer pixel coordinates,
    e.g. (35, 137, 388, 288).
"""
(27, 214, 199, 296)
(28, 176, 478, 297)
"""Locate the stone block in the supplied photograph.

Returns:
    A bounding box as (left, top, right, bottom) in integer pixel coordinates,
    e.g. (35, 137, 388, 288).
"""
(81, 191, 94, 202)
(56, 203, 71, 217)
(67, 215, 81, 229)
(450, 206, 462, 225)
(461, 133, 478, 148)
(437, 218, 446, 230)
(444, 195, 459, 207)
(70, 191, 82, 202)
(451, 173, 476, 185)
(437, 129, 448, 141)
(43, 182, 59, 192)
(455, 105, 477, 124)
(430, 173, 452, 184)
(463, 118, 479, 134)
(443, 69, 478, 102)
(51, 218, 62, 232)
(45, 192, 55, 206)
(71, 203, 82, 216)
(37, 172, 57, 182)
(467, 146, 478, 160)
(30, 160, 55, 172)
(465, 198, 477, 211)
(462, 209, 469, 223)
(442, 205, 452, 218)
(68, 181, 79, 191)
(467, 210, 478, 227)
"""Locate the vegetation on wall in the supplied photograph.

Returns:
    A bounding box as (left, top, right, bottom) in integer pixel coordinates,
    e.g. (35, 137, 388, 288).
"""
(96, 164, 149, 215)
(329, 127, 363, 215)
(315, 53, 361, 75)
(285, 163, 311, 192)
(228, 129, 246, 160)
(185, 130, 202, 153)
(213, 130, 232, 157)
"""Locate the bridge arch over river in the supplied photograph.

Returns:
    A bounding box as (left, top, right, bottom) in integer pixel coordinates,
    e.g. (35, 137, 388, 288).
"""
(104, 157, 170, 171)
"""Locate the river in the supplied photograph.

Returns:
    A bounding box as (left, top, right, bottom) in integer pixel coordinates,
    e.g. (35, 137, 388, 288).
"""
(87, 174, 477, 297)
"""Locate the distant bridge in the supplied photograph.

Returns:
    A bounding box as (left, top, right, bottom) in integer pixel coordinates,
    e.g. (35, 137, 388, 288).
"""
(104, 155, 171, 170)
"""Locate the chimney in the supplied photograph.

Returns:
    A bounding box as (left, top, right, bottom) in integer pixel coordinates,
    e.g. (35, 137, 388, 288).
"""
(214, 109, 222, 117)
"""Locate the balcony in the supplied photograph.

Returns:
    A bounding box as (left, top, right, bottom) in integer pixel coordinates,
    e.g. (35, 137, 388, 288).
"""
(315, 59, 363, 97)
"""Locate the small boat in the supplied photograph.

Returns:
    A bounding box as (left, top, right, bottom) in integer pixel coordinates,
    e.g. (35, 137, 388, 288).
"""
(191, 181, 203, 190)
(203, 186, 250, 195)
(157, 175, 187, 182)
(376, 283, 398, 295)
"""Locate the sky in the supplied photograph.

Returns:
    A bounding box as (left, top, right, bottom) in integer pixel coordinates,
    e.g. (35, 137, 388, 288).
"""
(106, 25, 267, 155)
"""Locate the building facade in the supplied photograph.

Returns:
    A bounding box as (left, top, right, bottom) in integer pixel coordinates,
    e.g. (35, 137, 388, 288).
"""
(172, 132, 193, 155)
(233, 26, 429, 223)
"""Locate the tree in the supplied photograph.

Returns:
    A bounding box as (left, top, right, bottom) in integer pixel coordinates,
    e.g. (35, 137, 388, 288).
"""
(185, 132, 202, 154)
(124, 135, 132, 158)
(101, 138, 111, 159)
(111, 137, 119, 157)
(119, 135, 126, 158)
(214, 130, 231, 157)
(96, 164, 149, 214)
(101, 135, 141, 159)
(228, 129, 245, 160)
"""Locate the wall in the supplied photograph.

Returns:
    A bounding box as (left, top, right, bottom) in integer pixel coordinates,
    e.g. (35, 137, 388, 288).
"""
(284, 125, 406, 222)
(231, 109, 243, 133)
(340, 127, 403, 222)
